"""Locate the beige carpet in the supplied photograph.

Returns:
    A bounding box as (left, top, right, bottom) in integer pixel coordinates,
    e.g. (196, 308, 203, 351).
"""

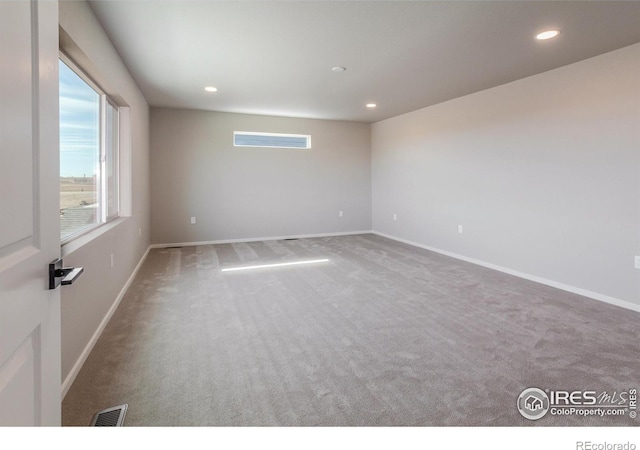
(62, 234, 640, 426)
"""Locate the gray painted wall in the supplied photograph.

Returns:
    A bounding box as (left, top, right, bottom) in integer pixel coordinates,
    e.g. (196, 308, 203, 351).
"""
(59, 1, 150, 385)
(372, 43, 640, 306)
(150, 109, 371, 244)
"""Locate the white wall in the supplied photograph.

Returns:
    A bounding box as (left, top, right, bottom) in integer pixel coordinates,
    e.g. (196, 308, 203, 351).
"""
(59, 1, 150, 390)
(372, 43, 640, 306)
(150, 108, 371, 244)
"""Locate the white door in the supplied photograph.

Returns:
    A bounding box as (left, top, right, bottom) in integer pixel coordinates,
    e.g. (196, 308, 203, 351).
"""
(0, 1, 61, 426)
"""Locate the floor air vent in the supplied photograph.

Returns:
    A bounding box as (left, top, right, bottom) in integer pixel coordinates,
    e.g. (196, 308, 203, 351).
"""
(90, 404, 128, 426)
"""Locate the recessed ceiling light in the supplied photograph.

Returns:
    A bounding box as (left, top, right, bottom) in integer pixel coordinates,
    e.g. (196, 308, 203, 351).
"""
(204, 86, 218, 92)
(366, 103, 377, 108)
(536, 30, 560, 40)
(332, 66, 346, 72)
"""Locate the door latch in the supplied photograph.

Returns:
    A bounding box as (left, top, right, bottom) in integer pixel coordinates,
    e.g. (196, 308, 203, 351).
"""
(49, 258, 84, 290)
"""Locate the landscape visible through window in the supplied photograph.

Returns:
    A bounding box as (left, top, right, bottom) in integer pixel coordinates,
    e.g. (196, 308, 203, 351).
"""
(59, 56, 119, 242)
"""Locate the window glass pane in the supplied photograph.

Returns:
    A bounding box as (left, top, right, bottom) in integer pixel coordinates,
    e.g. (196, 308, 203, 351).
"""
(105, 102, 119, 219)
(59, 59, 100, 241)
(233, 132, 311, 149)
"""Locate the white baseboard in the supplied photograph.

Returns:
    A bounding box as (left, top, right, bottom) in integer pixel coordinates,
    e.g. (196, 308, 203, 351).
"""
(61, 245, 152, 399)
(149, 230, 374, 249)
(372, 231, 640, 314)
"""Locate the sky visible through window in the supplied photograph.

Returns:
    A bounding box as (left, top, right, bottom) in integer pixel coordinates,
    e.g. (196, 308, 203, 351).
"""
(59, 59, 99, 178)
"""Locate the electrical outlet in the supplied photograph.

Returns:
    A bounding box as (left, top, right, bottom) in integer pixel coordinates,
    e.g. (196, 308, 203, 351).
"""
(458, 225, 463, 234)
(393, 213, 397, 221)
(339, 210, 343, 218)
(635, 256, 640, 269)
(110, 254, 114, 268)
(191, 216, 196, 225)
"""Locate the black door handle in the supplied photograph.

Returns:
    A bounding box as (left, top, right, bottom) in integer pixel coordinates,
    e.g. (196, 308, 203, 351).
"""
(49, 258, 84, 290)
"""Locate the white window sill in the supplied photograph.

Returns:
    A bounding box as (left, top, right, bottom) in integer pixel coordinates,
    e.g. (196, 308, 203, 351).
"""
(61, 216, 129, 257)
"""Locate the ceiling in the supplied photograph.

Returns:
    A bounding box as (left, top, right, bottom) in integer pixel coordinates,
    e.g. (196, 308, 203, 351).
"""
(88, 1, 640, 123)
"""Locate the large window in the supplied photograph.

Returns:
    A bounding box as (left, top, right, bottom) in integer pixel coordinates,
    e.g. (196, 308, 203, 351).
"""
(59, 54, 119, 242)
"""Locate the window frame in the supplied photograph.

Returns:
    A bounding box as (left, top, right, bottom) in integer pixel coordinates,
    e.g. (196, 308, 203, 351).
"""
(59, 51, 120, 245)
(103, 98, 120, 222)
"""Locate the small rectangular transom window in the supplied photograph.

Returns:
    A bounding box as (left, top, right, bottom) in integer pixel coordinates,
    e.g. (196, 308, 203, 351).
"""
(233, 132, 311, 149)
